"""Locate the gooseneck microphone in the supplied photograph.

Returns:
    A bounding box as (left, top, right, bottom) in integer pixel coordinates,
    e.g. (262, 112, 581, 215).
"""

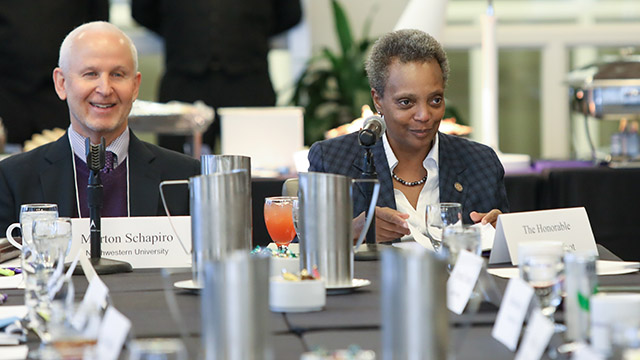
(358, 115, 386, 147)
(79, 137, 132, 275)
(355, 115, 386, 261)
(86, 137, 105, 259)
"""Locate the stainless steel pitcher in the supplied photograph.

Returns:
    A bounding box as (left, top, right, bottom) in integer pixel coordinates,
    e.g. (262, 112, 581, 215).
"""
(201, 251, 271, 360)
(190, 170, 252, 285)
(381, 247, 448, 360)
(160, 167, 252, 286)
(298, 172, 379, 287)
(201, 154, 251, 178)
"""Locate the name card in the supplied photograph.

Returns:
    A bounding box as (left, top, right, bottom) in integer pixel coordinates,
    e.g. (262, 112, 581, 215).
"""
(492, 277, 534, 351)
(69, 217, 192, 269)
(489, 207, 597, 265)
(514, 310, 555, 360)
(96, 307, 131, 360)
(447, 249, 484, 315)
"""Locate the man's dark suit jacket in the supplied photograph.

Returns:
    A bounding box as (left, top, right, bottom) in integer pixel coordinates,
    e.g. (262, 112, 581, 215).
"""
(0, 131, 200, 234)
(308, 132, 509, 224)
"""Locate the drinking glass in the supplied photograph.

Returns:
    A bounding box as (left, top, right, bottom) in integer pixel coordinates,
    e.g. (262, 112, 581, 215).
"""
(6, 203, 58, 250)
(518, 241, 565, 327)
(264, 196, 297, 252)
(25, 217, 73, 343)
(441, 225, 481, 271)
(425, 202, 463, 252)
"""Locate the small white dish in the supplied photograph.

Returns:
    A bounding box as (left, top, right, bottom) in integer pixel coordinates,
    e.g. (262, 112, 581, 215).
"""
(325, 278, 371, 295)
(173, 279, 202, 291)
(269, 277, 325, 313)
(270, 256, 300, 277)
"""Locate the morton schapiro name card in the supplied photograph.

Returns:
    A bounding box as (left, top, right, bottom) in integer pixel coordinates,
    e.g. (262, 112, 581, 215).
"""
(69, 216, 191, 269)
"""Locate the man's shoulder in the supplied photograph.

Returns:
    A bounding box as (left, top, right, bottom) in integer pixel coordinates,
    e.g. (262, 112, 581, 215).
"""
(137, 140, 200, 167)
(0, 141, 59, 171)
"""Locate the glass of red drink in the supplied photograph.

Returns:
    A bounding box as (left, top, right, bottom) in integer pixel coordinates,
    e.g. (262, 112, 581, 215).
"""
(264, 196, 297, 252)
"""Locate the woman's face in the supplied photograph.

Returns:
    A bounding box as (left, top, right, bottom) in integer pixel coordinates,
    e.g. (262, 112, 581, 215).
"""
(372, 58, 445, 155)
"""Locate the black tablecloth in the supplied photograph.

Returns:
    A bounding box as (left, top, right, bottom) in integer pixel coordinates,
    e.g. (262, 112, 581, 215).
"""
(6, 244, 638, 359)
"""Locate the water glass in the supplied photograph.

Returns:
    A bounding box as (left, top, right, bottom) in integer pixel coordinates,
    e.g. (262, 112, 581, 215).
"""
(24, 217, 73, 342)
(5, 203, 58, 250)
(518, 241, 565, 325)
(128, 338, 187, 360)
(426, 202, 463, 251)
(441, 226, 481, 271)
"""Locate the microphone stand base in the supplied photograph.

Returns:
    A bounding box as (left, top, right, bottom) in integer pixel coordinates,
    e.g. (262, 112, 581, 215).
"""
(71, 258, 133, 275)
(355, 243, 389, 261)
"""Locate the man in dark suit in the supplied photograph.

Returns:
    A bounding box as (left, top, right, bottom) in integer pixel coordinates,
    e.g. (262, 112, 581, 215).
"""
(0, 21, 200, 234)
(308, 29, 508, 243)
(131, 0, 302, 154)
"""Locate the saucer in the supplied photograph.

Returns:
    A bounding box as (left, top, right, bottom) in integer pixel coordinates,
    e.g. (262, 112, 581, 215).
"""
(173, 279, 202, 292)
(325, 278, 371, 295)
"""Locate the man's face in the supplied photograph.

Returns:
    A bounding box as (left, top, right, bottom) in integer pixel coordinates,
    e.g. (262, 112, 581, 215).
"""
(53, 30, 141, 144)
(372, 58, 445, 155)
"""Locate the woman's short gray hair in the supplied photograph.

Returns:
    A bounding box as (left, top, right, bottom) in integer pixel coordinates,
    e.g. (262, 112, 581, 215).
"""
(365, 29, 449, 97)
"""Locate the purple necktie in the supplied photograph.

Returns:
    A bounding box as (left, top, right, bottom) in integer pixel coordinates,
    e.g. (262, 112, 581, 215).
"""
(102, 151, 116, 173)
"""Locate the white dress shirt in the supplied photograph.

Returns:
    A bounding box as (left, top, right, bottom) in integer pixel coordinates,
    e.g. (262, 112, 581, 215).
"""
(382, 132, 440, 241)
(68, 126, 130, 168)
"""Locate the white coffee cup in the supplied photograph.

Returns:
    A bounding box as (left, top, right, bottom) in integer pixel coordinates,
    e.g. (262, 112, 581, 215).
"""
(5, 203, 58, 250)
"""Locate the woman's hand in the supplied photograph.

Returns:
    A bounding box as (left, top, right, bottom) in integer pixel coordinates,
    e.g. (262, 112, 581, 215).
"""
(353, 206, 410, 244)
(469, 209, 502, 228)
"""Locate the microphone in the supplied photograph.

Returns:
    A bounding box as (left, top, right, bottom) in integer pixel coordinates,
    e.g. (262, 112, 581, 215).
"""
(86, 138, 105, 174)
(358, 115, 386, 147)
(86, 137, 105, 260)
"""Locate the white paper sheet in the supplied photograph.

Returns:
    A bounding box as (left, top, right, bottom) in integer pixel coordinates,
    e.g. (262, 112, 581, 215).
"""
(0, 306, 28, 320)
(0, 345, 28, 359)
(0, 274, 23, 290)
(407, 222, 435, 251)
(471, 222, 496, 251)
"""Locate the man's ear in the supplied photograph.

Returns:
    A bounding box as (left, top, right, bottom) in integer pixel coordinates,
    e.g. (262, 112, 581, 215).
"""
(53, 67, 67, 100)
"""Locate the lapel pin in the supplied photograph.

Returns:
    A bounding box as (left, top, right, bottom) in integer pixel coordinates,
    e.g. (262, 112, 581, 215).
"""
(454, 182, 463, 192)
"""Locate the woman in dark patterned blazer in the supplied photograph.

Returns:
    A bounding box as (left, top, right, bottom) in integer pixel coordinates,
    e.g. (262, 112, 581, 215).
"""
(308, 29, 508, 243)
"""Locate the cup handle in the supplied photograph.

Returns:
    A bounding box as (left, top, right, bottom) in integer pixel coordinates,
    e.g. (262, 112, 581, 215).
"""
(352, 179, 381, 250)
(159, 180, 190, 255)
(5, 223, 22, 250)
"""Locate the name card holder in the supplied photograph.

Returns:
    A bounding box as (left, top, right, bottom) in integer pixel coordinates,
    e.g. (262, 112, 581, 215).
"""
(489, 207, 597, 265)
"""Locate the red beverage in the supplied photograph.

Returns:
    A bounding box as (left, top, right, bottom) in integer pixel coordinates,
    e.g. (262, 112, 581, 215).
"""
(264, 197, 296, 247)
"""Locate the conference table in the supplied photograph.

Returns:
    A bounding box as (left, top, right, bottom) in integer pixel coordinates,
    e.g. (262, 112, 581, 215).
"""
(3, 245, 638, 359)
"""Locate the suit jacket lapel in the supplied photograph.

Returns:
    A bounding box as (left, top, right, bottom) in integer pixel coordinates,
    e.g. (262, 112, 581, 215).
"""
(128, 132, 161, 216)
(438, 133, 467, 205)
(40, 134, 76, 217)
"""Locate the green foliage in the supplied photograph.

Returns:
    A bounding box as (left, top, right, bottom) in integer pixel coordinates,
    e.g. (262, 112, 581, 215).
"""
(291, 0, 376, 145)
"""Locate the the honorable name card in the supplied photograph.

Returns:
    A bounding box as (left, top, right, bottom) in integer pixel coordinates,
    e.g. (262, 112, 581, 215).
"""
(447, 249, 484, 315)
(489, 207, 597, 265)
(514, 310, 555, 360)
(492, 277, 534, 352)
(69, 216, 192, 269)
